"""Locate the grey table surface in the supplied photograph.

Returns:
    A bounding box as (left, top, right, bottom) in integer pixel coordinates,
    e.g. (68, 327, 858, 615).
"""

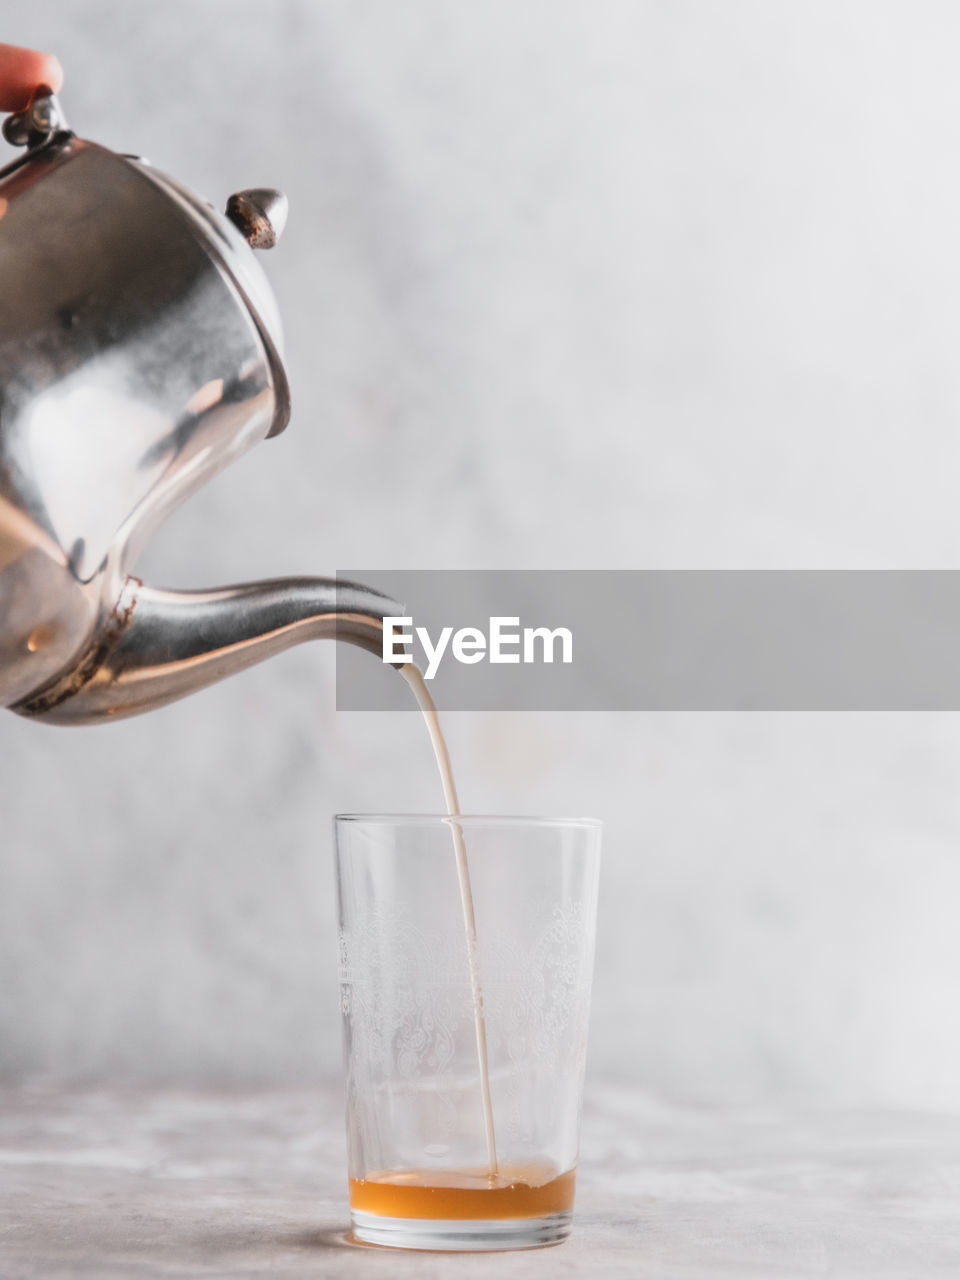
(1, 1080, 959, 1278)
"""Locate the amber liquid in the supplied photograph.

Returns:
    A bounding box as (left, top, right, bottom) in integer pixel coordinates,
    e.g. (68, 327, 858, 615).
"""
(350, 1165, 576, 1221)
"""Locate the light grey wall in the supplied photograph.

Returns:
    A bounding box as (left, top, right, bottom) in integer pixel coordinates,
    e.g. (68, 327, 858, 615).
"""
(4, 0, 960, 1107)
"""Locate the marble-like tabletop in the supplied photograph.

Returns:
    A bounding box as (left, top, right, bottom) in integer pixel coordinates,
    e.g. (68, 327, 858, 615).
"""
(1, 1080, 959, 1278)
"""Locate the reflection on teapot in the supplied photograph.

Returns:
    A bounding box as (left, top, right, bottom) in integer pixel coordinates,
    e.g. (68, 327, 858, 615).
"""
(0, 89, 396, 725)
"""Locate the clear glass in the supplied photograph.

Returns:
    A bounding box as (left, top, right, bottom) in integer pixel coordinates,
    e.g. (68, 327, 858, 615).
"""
(334, 814, 601, 1251)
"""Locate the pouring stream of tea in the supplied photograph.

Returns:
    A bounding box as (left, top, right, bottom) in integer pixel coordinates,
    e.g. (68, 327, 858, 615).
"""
(400, 663, 499, 1178)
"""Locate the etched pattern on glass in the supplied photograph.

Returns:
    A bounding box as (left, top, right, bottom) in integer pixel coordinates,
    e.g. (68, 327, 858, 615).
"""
(339, 902, 593, 1147)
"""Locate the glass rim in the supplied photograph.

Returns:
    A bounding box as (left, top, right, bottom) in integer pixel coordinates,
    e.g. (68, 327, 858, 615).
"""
(334, 813, 602, 830)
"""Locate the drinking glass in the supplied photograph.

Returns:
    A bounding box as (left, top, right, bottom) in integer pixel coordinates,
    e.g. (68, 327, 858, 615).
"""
(334, 814, 601, 1251)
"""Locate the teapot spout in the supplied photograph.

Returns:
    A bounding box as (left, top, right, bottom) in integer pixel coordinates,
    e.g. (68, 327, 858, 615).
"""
(12, 576, 400, 725)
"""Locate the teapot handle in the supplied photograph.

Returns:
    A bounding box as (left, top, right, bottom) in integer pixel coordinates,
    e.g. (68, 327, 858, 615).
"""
(2, 86, 69, 151)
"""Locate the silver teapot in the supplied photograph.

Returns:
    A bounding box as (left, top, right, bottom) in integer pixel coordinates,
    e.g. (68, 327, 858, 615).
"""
(0, 88, 395, 725)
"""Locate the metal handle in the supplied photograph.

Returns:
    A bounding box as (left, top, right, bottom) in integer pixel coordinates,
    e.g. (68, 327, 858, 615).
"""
(2, 87, 69, 149)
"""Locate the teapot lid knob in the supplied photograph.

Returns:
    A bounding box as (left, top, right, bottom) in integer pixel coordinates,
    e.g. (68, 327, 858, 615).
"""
(225, 187, 288, 250)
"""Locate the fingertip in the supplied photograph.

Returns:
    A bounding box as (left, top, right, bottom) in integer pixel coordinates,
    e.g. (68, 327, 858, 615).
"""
(0, 44, 65, 112)
(41, 53, 64, 96)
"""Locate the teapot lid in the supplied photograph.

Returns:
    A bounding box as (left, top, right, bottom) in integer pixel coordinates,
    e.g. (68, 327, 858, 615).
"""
(133, 164, 290, 435)
(2, 89, 291, 437)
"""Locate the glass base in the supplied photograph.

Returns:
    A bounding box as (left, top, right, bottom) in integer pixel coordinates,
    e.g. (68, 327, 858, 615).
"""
(350, 1208, 573, 1251)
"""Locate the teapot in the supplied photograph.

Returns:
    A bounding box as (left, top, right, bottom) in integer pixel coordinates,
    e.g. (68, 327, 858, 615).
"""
(0, 88, 396, 725)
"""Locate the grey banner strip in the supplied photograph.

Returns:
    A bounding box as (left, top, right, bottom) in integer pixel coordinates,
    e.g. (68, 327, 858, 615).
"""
(335, 571, 960, 710)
